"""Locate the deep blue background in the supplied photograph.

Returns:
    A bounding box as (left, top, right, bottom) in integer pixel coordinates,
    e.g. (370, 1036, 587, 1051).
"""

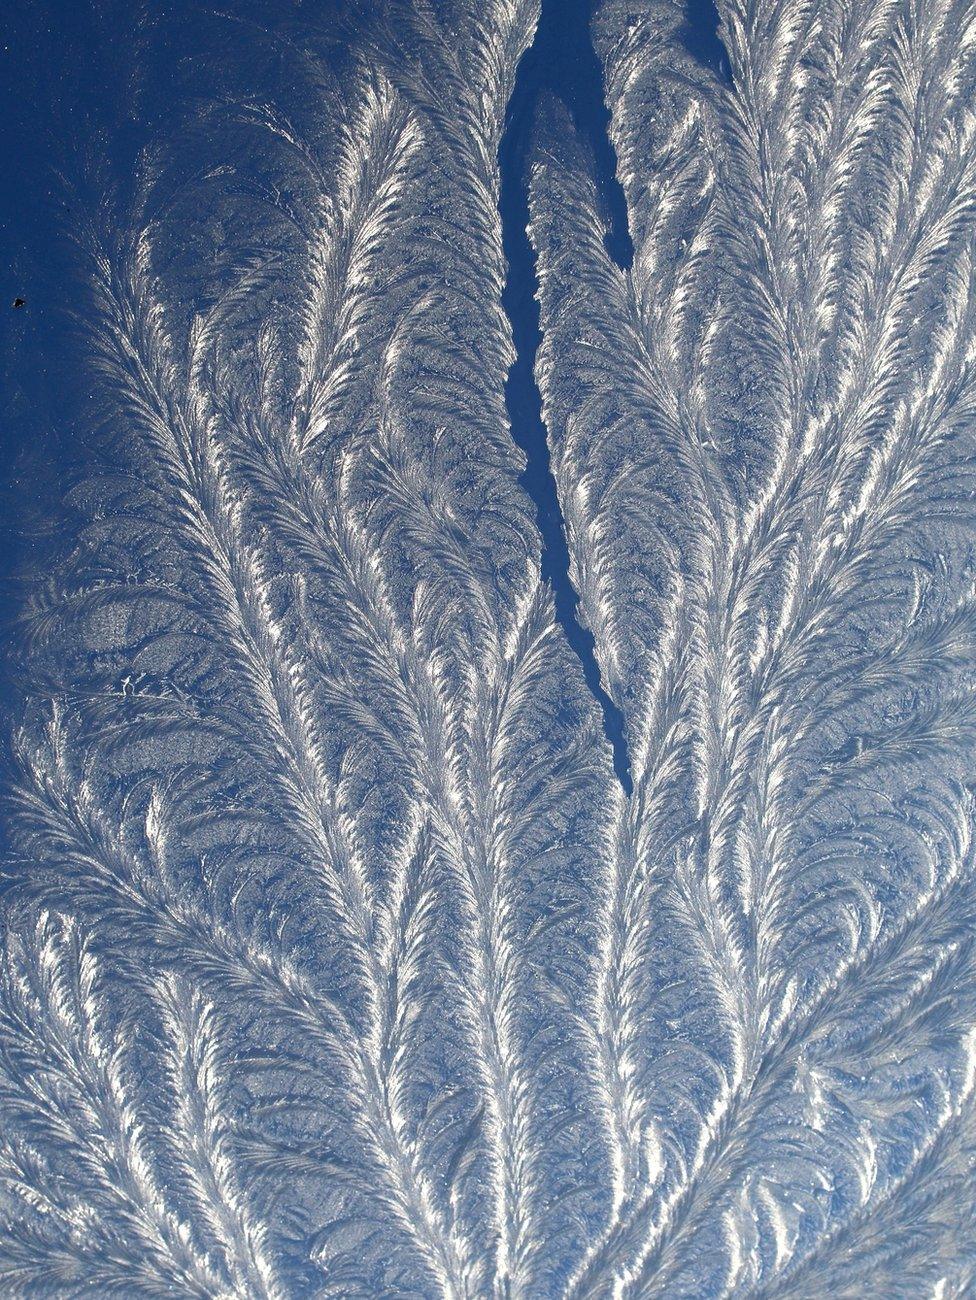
(498, 0, 724, 793)
(499, 0, 636, 792)
(1, 2, 170, 659)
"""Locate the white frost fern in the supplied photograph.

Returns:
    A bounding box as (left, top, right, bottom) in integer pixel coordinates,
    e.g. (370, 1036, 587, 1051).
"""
(4, 0, 976, 1296)
(532, 0, 976, 1294)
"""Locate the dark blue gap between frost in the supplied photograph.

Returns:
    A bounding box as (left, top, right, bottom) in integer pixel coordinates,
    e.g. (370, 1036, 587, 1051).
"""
(682, 0, 731, 80)
(499, 0, 634, 795)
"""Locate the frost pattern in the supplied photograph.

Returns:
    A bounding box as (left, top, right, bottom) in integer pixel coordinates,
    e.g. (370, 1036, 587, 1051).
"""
(532, 0, 976, 1293)
(3, 0, 976, 1296)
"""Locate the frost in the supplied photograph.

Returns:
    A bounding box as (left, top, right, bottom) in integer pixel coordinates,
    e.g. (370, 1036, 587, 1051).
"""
(4, 0, 976, 1295)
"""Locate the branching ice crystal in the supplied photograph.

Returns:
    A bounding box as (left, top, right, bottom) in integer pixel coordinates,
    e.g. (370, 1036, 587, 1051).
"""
(3, 0, 976, 1295)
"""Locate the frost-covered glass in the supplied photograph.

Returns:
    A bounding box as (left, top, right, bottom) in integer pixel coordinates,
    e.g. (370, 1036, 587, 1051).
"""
(3, 0, 976, 1296)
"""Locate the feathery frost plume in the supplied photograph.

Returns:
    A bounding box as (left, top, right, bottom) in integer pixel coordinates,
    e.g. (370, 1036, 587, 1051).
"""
(4, 0, 976, 1295)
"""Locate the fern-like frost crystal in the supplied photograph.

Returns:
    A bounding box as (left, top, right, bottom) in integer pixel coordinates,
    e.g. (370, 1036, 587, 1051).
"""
(4, 0, 976, 1295)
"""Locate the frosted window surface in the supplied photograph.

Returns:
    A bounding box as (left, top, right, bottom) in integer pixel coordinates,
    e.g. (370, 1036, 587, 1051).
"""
(3, 0, 976, 1296)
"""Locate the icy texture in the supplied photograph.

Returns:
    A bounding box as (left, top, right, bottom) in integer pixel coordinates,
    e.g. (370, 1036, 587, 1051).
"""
(531, 0, 976, 1294)
(3, 0, 976, 1295)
